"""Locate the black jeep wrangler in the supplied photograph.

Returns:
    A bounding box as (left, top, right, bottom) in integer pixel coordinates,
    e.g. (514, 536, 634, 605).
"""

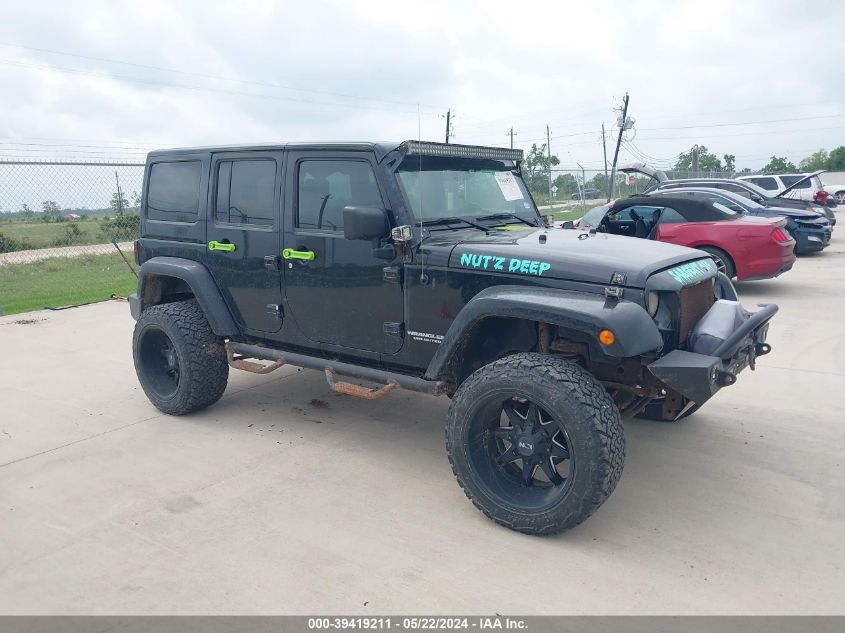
(129, 141, 776, 535)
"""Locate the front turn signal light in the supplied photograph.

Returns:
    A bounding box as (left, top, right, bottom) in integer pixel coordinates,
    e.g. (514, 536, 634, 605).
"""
(598, 329, 616, 346)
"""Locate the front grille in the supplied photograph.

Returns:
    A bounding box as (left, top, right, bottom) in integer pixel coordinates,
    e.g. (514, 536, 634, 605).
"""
(678, 281, 715, 347)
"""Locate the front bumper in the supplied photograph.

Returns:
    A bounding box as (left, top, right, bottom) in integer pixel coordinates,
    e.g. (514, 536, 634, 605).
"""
(128, 293, 141, 320)
(647, 303, 777, 406)
(794, 227, 831, 254)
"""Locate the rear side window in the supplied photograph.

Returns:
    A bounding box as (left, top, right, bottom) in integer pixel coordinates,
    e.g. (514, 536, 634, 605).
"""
(297, 160, 383, 232)
(146, 161, 201, 222)
(613, 205, 660, 222)
(215, 159, 276, 227)
(699, 192, 744, 212)
(749, 176, 779, 191)
(779, 175, 810, 189)
(658, 208, 686, 223)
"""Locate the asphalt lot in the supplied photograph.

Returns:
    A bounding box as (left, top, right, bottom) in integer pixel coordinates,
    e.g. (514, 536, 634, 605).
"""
(1, 232, 843, 615)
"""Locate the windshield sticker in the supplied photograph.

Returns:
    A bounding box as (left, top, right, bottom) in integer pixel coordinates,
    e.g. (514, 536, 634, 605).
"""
(494, 172, 524, 201)
(459, 251, 551, 276)
(667, 259, 716, 284)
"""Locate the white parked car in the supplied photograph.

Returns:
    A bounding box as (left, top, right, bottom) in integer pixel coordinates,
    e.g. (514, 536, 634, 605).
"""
(820, 172, 845, 204)
(737, 171, 827, 204)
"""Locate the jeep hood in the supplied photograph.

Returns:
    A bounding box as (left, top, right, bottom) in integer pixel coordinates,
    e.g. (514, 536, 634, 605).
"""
(444, 227, 712, 288)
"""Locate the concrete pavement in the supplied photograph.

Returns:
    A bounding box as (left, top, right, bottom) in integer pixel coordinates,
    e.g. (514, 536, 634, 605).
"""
(0, 234, 843, 615)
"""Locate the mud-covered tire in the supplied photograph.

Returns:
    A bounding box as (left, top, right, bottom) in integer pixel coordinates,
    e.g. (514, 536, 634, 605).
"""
(445, 352, 625, 535)
(133, 299, 228, 415)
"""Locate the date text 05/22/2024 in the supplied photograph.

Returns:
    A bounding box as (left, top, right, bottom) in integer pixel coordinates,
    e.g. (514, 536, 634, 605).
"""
(459, 252, 551, 276)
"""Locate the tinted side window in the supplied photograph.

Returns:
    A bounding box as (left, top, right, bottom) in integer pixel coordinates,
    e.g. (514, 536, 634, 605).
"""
(146, 161, 201, 222)
(749, 177, 778, 190)
(700, 192, 743, 212)
(215, 159, 276, 226)
(780, 175, 810, 189)
(658, 208, 686, 224)
(719, 183, 751, 198)
(297, 160, 383, 232)
(614, 205, 660, 222)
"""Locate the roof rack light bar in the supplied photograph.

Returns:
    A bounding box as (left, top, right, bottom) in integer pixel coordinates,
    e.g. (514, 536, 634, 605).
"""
(400, 140, 523, 161)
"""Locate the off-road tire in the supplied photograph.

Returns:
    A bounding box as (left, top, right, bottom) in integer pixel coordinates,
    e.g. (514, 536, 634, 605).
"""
(133, 299, 228, 415)
(698, 246, 735, 279)
(445, 352, 625, 535)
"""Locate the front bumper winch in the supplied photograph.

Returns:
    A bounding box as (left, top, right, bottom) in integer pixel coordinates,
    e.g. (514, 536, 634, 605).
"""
(647, 301, 777, 407)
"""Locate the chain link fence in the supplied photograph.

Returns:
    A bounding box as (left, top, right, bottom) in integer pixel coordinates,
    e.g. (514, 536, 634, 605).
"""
(0, 161, 144, 315)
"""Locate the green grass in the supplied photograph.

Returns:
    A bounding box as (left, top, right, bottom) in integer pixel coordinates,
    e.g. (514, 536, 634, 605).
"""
(549, 208, 588, 222)
(0, 253, 136, 315)
(0, 220, 103, 249)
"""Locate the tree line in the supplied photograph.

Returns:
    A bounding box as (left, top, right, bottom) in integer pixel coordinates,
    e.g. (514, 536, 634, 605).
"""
(522, 143, 845, 201)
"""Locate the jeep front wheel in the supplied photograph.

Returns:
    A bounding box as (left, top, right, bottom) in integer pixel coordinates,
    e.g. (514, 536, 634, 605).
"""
(445, 353, 625, 535)
(133, 299, 229, 415)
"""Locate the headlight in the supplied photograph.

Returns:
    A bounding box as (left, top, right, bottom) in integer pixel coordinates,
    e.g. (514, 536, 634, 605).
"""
(647, 291, 660, 317)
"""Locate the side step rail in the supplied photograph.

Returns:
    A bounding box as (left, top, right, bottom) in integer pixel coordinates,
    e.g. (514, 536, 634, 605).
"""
(224, 342, 450, 397)
(226, 346, 285, 374)
(325, 369, 398, 400)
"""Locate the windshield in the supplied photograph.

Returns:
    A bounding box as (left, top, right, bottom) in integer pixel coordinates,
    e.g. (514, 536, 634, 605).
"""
(396, 157, 539, 222)
(580, 205, 609, 228)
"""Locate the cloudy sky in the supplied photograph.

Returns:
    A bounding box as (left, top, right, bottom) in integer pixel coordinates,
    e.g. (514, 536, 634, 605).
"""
(1, 0, 843, 173)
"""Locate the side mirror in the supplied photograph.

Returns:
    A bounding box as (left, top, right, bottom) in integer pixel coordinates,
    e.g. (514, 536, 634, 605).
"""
(561, 220, 574, 229)
(343, 206, 389, 241)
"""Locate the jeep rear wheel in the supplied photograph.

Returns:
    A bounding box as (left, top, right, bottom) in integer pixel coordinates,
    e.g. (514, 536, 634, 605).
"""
(133, 299, 228, 415)
(445, 353, 625, 535)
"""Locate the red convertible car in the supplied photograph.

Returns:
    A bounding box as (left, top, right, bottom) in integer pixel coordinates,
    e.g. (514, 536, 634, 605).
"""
(571, 195, 796, 280)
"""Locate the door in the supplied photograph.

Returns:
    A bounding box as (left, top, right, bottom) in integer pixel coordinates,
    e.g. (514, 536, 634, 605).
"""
(282, 152, 404, 354)
(652, 207, 688, 244)
(205, 151, 284, 334)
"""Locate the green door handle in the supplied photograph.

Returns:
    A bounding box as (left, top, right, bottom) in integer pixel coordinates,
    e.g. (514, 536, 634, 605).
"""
(282, 248, 316, 261)
(208, 240, 236, 253)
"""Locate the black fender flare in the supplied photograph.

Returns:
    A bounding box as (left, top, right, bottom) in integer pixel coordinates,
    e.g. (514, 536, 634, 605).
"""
(133, 257, 239, 336)
(424, 285, 663, 381)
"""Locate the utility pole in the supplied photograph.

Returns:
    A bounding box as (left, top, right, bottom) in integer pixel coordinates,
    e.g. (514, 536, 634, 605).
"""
(506, 127, 517, 149)
(445, 109, 451, 144)
(546, 125, 553, 206)
(691, 144, 700, 178)
(608, 93, 630, 201)
(601, 123, 609, 199)
(577, 162, 586, 209)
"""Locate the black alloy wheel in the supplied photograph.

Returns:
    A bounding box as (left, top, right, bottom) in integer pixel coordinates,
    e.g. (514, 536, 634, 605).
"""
(482, 397, 574, 497)
(446, 353, 625, 535)
(137, 326, 181, 400)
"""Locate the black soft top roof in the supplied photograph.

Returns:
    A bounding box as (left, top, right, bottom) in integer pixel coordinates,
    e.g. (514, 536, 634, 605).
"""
(147, 142, 403, 162)
(611, 195, 737, 222)
(146, 141, 521, 164)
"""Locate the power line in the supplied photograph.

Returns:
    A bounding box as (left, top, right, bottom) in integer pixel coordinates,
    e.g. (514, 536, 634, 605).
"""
(620, 139, 679, 167)
(635, 125, 845, 141)
(0, 41, 442, 111)
(0, 141, 151, 150)
(638, 113, 845, 132)
(0, 58, 444, 117)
